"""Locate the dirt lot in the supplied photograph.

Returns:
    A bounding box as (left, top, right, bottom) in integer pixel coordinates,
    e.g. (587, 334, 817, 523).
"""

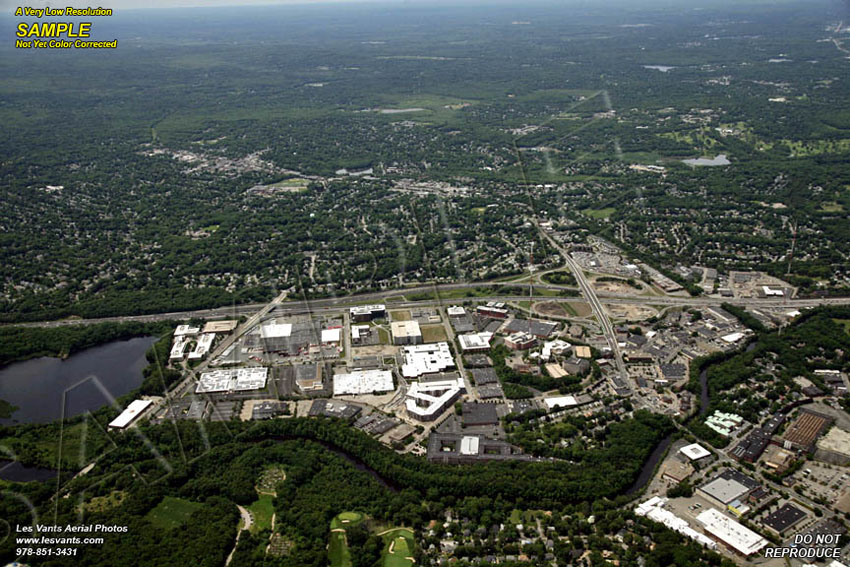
(592, 279, 642, 294)
(534, 301, 567, 317)
(352, 345, 398, 357)
(605, 303, 658, 321)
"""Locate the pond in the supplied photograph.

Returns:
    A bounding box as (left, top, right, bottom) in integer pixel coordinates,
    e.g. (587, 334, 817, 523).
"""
(0, 336, 157, 425)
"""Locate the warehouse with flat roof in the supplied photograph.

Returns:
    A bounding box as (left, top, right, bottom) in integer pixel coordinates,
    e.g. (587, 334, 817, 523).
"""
(108, 399, 153, 429)
(196, 367, 268, 394)
(333, 369, 394, 396)
(401, 342, 455, 378)
(696, 508, 768, 556)
(391, 320, 423, 345)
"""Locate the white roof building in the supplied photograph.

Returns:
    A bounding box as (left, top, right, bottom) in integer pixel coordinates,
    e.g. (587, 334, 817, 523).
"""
(108, 400, 153, 429)
(405, 376, 465, 420)
(174, 325, 200, 336)
(721, 332, 745, 344)
(401, 342, 455, 378)
(762, 286, 784, 297)
(458, 332, 493, 352)
(261, 323, 292, 339)
(188, 333, 215, 360)
(447, 306, 466, 317)
(460, 436, 480, 455)
(541, 339, 571, 361)
(333, 370, 394, 396)
(635, 498, 716, 550)
(544, 396, 578, 410)
(170, 335, 190, 360)
(696, 508, 768, 556)
(196, 367, 268, 393)
(680, 443, 711, 461)
(321, 328, 342, 344)
(391, 320, 423, 344)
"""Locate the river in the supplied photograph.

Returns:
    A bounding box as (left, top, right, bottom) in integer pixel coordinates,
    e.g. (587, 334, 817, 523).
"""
(0, 336, 157, 425)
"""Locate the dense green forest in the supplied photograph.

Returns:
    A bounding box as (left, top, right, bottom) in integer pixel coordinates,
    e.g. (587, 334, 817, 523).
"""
(0, 415, 724, 567)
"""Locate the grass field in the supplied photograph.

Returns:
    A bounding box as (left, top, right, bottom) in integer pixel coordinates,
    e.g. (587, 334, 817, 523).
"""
(331, 511, 364, 530)
(420, 325, 447, 343)
(329, 512, 366, 567)
(583, 207, 616, 219)
(389, 310, 411, 321)
(247, 493, 275, 534)
(329, 531, 351, 567)
(144, 497, 203, 530)
(380, 528, 415, 567)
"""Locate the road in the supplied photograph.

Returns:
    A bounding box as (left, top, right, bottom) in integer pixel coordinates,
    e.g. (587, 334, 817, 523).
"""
(536, 222, 629, 385)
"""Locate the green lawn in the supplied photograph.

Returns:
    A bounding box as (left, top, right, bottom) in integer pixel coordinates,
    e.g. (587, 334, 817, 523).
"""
(583, 207, 616, 219)
(144, 496, 203, 530)
(381, 528, 415, 567)
(329, 512, 365, 567)
(421, 325, 447, 343)
(329, 531, 351, 567)
(389, 310, 411, 321)
(331, 511, 364, 530)
(247, 493, 275, 534)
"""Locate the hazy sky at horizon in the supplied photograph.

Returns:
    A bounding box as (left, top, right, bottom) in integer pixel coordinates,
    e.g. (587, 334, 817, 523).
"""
(1, 0, 819, 11)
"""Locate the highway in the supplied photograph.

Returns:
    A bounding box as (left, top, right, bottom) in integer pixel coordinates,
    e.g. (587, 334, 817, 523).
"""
(536, 223, 629, 384)
(4, 283, 850, 330)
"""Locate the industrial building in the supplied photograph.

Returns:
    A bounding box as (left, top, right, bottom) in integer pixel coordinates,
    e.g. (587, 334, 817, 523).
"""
(196, 367, 268, 394)
(308, 399, 362, 421)
(698, 469, 760, 506)
(458, 332, 493, 353)
(476, 301, 509, 319)
(543, 395, 592, 410)
(350, 304, 386, 322)
(661, 461, 694, 484)
(401, 342, 455, 378)
(427, 433, 532, 464)
(202, 320, 238, 334)
(679, 443, 712, 462)
(405, 376, 466, 421)
(460, 402, 499, 426)
(505, 332, 536, 351)
(333, 369, 394, 396)
(391, 320, 423, 345)
(762, 503, 806, 536)
(696, 508, 768, 556)
(782, 410, 833, 452)
(295, 363, 324, 392)
(321, 327, 342, 345)
(252, 401, 288, 420)
(635, 498, 716, 550)
(108, 399, 153, 429)
(504, 318, 559, 339)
